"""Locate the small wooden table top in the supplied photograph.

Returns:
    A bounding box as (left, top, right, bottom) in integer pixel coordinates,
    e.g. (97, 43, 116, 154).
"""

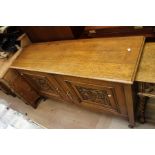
(11, 36, 145, 84)
(0, 34, 31, 79)
(0, 49, 22, 79)
(136, 42, 155, 83)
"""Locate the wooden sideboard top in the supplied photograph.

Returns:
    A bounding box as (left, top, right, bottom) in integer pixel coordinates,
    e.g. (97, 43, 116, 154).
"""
(11, 36, 145, 84)
(136, 42, 155, 83)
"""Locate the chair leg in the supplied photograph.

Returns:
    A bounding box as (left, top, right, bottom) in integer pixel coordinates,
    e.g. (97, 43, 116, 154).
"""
(138, 96, 148, 123)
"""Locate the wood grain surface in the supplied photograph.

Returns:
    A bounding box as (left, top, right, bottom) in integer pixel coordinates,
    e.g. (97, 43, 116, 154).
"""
(0, 49, 22, 79)
(136, 43, 155, 83)
(11, 36, 145, 84)
(0, 34, 31, 79)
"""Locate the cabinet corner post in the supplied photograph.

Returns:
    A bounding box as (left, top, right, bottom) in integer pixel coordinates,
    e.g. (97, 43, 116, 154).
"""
(124, 84, 135, 128)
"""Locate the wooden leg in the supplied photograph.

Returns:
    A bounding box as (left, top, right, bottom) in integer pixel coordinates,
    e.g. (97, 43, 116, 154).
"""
(124, 85, 135, 128)
(138, 96, 148, 123)
(32, 96, 46, 109)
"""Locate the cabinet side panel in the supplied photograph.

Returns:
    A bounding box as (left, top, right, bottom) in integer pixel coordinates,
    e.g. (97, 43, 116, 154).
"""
(4, 69, 41, 108)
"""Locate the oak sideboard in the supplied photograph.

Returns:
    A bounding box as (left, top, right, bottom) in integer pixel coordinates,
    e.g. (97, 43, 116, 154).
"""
(9, 36, 146, 128)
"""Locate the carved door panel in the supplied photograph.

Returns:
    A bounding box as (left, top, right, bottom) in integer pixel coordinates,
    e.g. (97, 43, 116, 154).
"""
(56, 75, 127, 115)
(19, 71, 67, 102)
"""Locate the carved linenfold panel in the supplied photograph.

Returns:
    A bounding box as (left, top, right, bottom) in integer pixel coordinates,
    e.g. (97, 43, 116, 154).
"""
(75, 86, 111, 106)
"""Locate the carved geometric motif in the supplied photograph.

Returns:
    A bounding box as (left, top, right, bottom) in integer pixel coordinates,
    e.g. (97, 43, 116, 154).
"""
(75, 86, 111, 106)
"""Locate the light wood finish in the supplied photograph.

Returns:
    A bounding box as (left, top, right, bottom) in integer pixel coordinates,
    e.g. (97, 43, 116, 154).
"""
(3, 69, 41, 108)
(136, 43, 155, 83)
(17, 33, 32, 48)
(11, 36, 145, 84)
(0, 34, 31, 79)
(0, 34, 41, 107)
(19, 70, 69, 103)
(124, 85, 135, 127)
(13, 69, 135, 126)
(0, 49, 22, 79)
(10, 36, 146, 127)
(56, 75, 128, 117)
(0, 33, 31, 96)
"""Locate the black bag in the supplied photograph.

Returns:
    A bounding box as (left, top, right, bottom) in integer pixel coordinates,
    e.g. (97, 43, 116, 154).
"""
(0, 26, 22, 53)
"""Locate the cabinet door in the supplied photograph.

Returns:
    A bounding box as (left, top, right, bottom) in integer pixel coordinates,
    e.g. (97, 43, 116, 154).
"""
(20, 70, 67, 102)
(4, 69, 41, 108)
(56, 75, 127, 116)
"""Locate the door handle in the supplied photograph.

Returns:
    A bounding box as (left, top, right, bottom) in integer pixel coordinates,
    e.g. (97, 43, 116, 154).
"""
(108, 94, 112, 98)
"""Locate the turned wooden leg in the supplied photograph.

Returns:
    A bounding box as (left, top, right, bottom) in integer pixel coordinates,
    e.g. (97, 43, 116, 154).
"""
(138, 96, 148, 123)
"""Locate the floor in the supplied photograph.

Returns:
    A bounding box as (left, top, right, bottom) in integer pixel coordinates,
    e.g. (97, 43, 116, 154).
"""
(0, 99, 42, 129)
(0, 91, 155, 129)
